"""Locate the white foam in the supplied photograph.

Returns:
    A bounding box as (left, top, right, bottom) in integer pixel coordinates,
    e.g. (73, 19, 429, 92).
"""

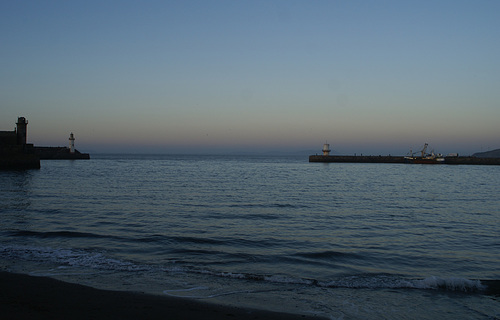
(163, 286, 208, 294)
(1, 245, 486, 294)
(321, 275, 485, 292)
(322, 274, 413, 289)
(0, 244, 146, 272)
(412, 276, 484, 292)
(163, 286, 254, 299)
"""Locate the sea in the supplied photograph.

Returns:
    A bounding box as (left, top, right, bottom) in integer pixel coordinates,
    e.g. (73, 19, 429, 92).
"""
(1, 154, 499, 319)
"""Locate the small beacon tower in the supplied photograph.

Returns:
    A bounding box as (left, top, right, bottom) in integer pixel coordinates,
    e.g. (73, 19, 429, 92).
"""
(16, 117, 28, 145)
(322, 143, 331, 156)
(69, 132, 75, 153)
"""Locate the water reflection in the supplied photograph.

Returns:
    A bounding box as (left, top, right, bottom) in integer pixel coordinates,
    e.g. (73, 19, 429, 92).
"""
(0, 170, 33, 224)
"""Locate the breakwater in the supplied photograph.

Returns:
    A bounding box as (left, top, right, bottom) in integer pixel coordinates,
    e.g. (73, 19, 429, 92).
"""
(0, 144, 40, 170)
(0, 153, 40, 169)
(1, 117, 89, 169)
(309, 155, 500, 165)
(35, 147, 90, 160)
(309, 155, 405, 164)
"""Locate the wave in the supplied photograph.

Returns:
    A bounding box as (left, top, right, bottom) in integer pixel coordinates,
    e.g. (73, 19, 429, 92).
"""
(9, 230, 288, 253)
(192, 270, 487, 293)
(163, 286, 258, 299)
(0, 244, 149, 272)
(167, 235, 284, 250)
(8, 230, 125, 241)
(322, 274, 485, 292)
(0, 244, 495, 295)
(228, 203, 309, 209)
(293, 250, 360, 259)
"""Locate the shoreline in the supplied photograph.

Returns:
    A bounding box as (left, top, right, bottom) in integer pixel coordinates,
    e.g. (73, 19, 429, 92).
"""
(0, 271, 326, 319)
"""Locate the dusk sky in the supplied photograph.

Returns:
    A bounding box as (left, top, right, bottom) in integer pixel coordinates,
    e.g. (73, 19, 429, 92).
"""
(1, 0, 499, 155)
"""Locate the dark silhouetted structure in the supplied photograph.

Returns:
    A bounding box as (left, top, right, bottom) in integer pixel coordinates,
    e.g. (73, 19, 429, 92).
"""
(0, 117, 40, 169)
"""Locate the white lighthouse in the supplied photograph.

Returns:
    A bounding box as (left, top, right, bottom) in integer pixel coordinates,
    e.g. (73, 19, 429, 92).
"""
(322, 143, 331, 156)
(69, 132, 75, 153)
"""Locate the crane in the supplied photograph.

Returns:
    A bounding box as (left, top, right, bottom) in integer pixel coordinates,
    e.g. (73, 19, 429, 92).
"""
(420, 143, 428, 158)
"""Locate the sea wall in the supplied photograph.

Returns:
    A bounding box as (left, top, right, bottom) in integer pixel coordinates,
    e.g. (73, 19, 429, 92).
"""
(309, 155, 500, 165)
(443, 157, 500, 165)
(309, 155, 405, 164)
(35, 147, 90, 160)
(0, 154, 40, 169)
(0, 144, 40, 169)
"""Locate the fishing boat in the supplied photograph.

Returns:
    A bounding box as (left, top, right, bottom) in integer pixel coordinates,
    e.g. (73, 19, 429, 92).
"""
(404, 143, 445, 164)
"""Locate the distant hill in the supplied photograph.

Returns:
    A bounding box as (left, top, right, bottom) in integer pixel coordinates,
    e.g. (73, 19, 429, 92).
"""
(472, 149, 500, 158)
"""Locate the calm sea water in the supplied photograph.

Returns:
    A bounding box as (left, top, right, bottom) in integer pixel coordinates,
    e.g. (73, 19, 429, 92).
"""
(1, 154, 499, 319)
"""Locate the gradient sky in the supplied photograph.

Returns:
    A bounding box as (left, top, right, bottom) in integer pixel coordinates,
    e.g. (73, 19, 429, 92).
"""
(1, 0, 499, 155)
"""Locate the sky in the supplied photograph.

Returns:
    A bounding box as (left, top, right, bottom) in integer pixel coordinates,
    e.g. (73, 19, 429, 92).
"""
(1, 0, 499, 155)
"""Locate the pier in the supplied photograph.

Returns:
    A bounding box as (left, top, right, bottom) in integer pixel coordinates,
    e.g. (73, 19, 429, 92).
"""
(35, 147, 90, 160)
(1, 117, 90, 169)
(309, 155, 500, 165)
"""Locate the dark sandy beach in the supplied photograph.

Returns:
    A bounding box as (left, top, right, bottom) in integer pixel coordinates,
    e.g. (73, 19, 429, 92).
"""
(0, 272, 326, 319)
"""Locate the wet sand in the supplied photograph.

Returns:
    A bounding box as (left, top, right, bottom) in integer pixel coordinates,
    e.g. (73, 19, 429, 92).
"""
(0, 272, 326, 319)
